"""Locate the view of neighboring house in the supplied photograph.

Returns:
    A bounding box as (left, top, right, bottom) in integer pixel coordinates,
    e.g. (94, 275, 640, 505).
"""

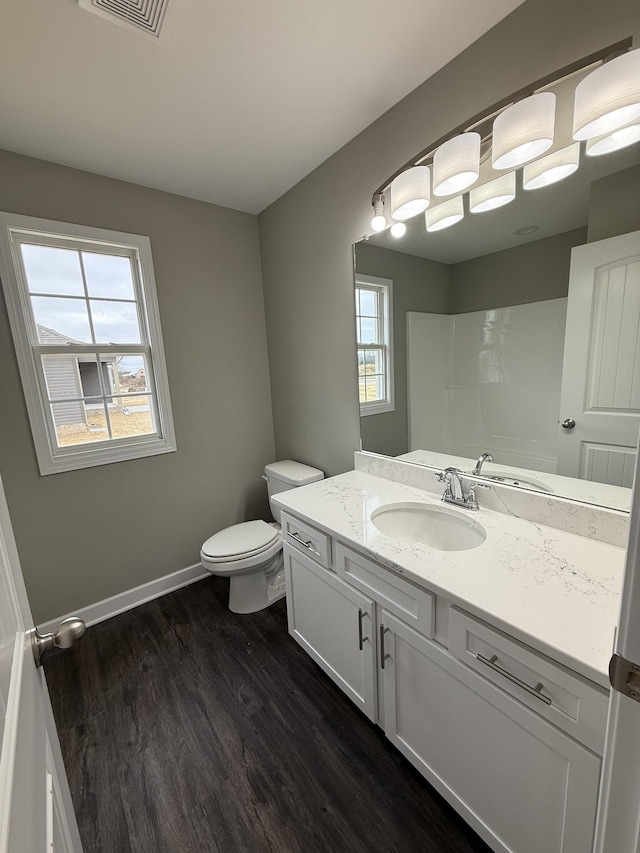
(39, 325, 118, 427)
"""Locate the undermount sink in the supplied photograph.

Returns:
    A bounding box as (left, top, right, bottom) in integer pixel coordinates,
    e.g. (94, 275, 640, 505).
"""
(371, 502, 486, 552)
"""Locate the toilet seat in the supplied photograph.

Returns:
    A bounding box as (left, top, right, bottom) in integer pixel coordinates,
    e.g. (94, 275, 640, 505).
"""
(201, 520, 282, 574)
(201, 520, 279, 561)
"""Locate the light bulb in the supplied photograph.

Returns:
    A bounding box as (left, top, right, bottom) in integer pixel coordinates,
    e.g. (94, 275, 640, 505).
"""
(371, 214, 386, 232)
(390, 222, 406, 238)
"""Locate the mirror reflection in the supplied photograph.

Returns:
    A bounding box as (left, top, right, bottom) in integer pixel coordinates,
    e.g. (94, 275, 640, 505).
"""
(355, 141, 640, 511)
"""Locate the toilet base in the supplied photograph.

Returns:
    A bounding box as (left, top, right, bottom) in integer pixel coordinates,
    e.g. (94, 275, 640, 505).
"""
(228, 553, 285, 614)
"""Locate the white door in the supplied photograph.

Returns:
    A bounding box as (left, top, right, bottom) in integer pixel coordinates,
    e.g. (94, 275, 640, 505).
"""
(0, 474, 83, 853)
(557, 231, 640, 486)
(594, 439, 640, 853)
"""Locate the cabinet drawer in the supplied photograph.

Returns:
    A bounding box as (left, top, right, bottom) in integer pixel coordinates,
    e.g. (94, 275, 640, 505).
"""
(449, 608, 608, 753)
(281, 512, 331, 568)
(335, 543, 434, 638)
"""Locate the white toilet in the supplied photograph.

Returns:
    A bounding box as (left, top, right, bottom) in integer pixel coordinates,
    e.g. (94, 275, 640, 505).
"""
(200, 460, 324, 614)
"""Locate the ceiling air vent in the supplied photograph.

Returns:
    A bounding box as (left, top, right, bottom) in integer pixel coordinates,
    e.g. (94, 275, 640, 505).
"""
(79, 0, 169, 39)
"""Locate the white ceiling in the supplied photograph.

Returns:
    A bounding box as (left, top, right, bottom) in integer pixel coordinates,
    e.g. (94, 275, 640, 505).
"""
(0, 0, 523, 214)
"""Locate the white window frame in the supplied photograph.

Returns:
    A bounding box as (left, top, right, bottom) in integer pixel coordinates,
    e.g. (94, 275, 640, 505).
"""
(355, 273, 394, 416)
(0, 213, 177, 475)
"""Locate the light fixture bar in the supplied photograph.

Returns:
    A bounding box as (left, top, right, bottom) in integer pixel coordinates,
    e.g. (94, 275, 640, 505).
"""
(371, 38, 632, 199)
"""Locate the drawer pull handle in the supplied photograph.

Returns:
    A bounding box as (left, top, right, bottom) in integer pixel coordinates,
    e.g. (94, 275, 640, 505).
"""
(476, 653, 553, 706)
(380, 625, 391, 669)
(287, 530, 321, 557)
(357, 609, 369, 650)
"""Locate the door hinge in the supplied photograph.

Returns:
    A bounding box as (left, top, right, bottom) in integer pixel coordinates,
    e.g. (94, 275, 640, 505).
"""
(609, 653, 640, 701)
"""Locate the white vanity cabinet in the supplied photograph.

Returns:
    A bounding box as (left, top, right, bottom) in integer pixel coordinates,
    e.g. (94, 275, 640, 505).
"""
(281, 511, 607, 853)
(283, 544, 377, 721)
(381, 609, 602, 853)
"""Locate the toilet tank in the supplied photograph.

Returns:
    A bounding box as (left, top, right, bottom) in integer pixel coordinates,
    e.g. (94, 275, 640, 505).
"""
(264, 460, 324, 524)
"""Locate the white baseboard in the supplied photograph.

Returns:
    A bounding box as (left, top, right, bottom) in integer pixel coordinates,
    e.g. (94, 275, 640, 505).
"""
(38, 562, 209, 634)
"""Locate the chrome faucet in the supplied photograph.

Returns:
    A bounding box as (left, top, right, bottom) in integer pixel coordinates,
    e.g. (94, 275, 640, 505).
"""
(437, 467, 488, 511)
(473, 452, 494, 476)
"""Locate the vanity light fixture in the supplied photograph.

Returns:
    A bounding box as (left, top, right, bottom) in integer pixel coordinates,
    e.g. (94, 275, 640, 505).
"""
(523, 142, 580, 190)
(426, 196, 464, 232)
(370, 193, 386, 232)
(433, 132, 481, 196)
(586, 121, 640, 156)
(492, 92, 556, 170)
(390, 166, 431, 220)
(469, 172, 516, 213)
(390, 222, 407, 238)
(573, 48, 640, 140)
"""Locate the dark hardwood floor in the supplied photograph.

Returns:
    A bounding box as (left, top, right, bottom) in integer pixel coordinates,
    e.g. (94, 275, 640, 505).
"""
(45, 576, 492, 853)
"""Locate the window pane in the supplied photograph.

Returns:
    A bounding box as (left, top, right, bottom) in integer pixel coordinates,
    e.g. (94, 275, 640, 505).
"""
(363, 350, 385, 402)
(21, 245, 84, 296)
(102, 354, 148, 396)
(110, 395, 156, 438)
(51, 401, 108, 446)
(43, 354, 94, 400)
(360, 317, 378, 344)
(90, 300, 142, 343)
(32, 296, 92, 343)
(358, 289, 378, 317)
(83, 252, 135, 300)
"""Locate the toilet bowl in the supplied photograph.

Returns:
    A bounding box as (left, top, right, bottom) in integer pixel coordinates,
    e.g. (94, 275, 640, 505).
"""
(200, 461, 323, 613)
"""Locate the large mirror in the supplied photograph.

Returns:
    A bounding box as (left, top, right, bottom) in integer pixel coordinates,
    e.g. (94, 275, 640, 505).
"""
(354, 77, 640, 511)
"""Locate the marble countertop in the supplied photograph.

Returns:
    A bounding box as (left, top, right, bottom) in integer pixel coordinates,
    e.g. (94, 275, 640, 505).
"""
(273, 470, 625, 688)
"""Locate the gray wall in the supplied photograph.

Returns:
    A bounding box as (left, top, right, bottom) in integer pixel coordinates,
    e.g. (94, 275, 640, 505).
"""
(588, 163, 640, 242)
(355, 243, 451, 456)
(0, 150, 275, 623)
(451, 228, 587, 314)
(258, 0, 640, 477)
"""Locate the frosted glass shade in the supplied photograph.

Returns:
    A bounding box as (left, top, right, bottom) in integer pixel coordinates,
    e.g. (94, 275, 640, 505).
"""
(523, 142, 580, 190)
(492, 92, 556, 169)
(573, 49, 640, 140)
(469, 172, 516, 213)
(425, 196, 464, 232)
(433, 132, 481, 196)
(390, 166, 431, 220)
(586, 121, 640, 156)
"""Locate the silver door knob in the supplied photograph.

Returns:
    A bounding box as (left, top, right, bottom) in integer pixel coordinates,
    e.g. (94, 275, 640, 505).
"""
(30, 617, 86, 667)
(561, 418, 576, 430)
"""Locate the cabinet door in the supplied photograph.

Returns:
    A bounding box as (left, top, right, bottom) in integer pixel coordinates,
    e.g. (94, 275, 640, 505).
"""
(380, 610, 601, 853)
(284, 545, 377, 721)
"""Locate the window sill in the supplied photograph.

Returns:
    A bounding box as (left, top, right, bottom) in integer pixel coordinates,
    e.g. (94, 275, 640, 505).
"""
(360, 403, 395, 417)
(37, 434, 177, 475)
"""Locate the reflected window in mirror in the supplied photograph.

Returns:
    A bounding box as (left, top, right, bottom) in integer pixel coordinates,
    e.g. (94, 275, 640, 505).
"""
(355, 274, 394, 416)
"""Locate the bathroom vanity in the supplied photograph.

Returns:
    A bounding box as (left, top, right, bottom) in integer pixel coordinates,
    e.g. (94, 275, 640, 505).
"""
(272, 454, 626, 853)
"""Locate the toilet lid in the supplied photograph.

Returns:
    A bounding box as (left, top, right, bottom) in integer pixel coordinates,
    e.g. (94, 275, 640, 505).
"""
(201, 520, 279, 560)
